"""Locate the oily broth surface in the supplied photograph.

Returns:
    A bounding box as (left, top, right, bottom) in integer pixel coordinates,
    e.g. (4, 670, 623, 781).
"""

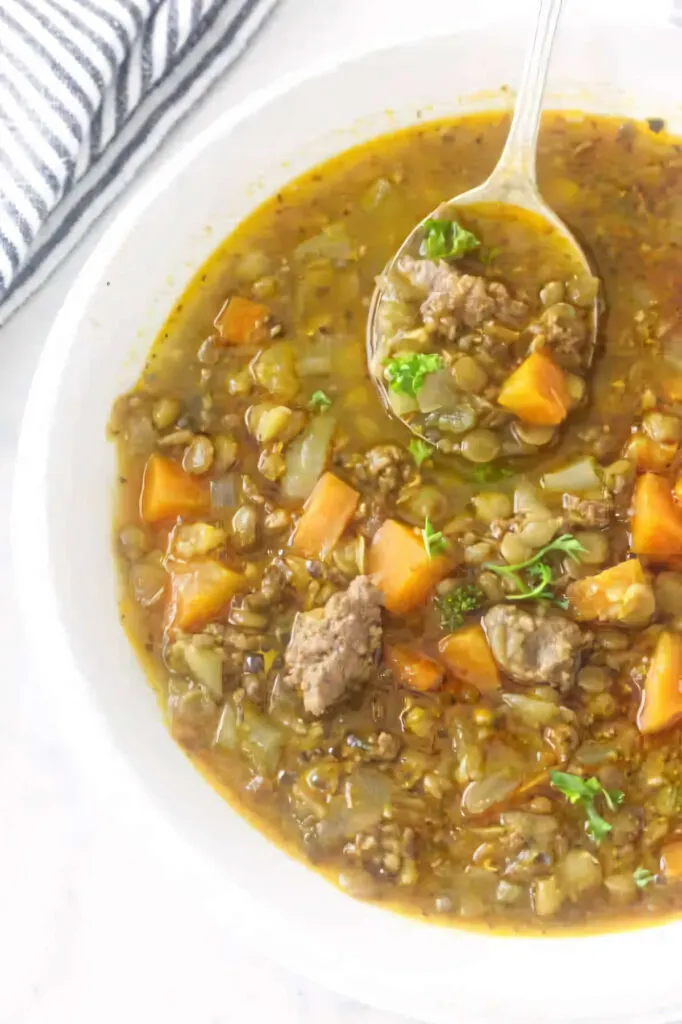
(114, 111, 682, 933)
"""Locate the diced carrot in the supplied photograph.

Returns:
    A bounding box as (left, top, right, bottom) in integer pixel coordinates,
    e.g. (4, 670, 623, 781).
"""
(438, 624, 500, 692)
(290, 472, 359, 560)
(369, 518, 452, 615)
(497, 351, 571, 426)
(140, 454, 210, 523)
(660, 839, 682, 880)
(625, 433, 678, 473)
(631, 473, 682, 560)
(167, 559, 245, 630)
(637, 631, 682, 735)
(214, 295, 270, 345)
(384, 643, 444, 692)
(567, 558, 648, 622)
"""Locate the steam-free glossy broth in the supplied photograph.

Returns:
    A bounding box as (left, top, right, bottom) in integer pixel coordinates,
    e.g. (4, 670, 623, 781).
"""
(110, 111, 682, 932)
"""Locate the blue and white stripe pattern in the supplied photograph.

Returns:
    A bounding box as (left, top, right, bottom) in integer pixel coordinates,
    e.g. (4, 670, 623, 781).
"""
(0, 0, 278, 325)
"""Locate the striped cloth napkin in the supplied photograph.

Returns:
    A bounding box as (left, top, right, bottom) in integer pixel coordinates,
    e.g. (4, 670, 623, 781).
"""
(0, 0, 279, 326)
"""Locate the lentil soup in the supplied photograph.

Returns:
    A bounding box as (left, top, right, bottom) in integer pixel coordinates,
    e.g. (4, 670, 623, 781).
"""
(110, 111, 682, 933)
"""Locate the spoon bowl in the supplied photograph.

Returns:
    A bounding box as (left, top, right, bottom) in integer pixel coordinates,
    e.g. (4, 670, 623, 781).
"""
(367, 0, 599, 452)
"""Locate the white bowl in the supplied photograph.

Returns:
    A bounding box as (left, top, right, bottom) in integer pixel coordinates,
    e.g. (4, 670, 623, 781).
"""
(13, 20, 682, 1024)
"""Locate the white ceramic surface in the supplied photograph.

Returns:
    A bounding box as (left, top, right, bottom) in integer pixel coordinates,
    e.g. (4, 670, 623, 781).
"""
(11, 12, 682, 1024)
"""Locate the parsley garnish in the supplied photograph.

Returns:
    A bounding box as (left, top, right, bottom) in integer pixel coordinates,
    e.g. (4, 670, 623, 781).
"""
(408, 438, 433, 467)
(436, 583, 486, 631)
(309, 390, 332, 411)
(584, 803, 616, 844)
(522, 561, 556, 600)
(420, 218, 480, 261)
(384, 352, 443, 398)
(421, 517, 449, 559)
(633, 867, 656, 889)
(484, 533, 584, 606)
(468, 463, 515, 483)
(550, 770, 624, 843)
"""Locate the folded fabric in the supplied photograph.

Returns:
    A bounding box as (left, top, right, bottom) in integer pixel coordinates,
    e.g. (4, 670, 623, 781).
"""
(0, 0, 279, 326)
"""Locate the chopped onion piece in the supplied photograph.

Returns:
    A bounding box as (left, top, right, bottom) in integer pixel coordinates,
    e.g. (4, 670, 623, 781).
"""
(210, 474, 238, 509)
(215, 702, 239, 750)
(316, 798, 384, 848)
(316, 767, 390, 847)
(345, 766, 391, 811)
(241, 704, 283, 776)
(461, 773, 520, 815)
(130, 562, 165, 607)
(574, 741, 616, 766)
(126, 414, 156, 454)
(541, 457, 601, 494)
(513, 481, 541, 513)
(417, 369, 460, 413)
(502, 693, 562, 727)
(294, 222, 354, 262)
(183, 643, 223, 698)
(281, 414, 336, 502)
(387, 388, 419, 417)
(559, 849, 602, 899)
(297, 336, 334, 376)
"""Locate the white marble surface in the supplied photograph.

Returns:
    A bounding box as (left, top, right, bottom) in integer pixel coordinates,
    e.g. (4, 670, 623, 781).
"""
(0, 2, 675, 1022)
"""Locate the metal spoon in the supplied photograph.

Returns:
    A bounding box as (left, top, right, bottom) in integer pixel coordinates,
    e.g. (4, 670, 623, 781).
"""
(367, 0, 598, 441)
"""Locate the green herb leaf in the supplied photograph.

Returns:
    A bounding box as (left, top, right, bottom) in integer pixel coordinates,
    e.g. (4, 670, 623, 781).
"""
(309, 389, 332, 411)
(515, 561, 554, 600)
(484, 533, 586, 604)
(549, 771, 595, 805)
(408, 438, 434, 467)
(549, 771, 622, 806)
(436, 583, 486, 631)
(518, 563, 571, 608)
(602, 786, 625, 813)
(468, 463, 515, 483)
(549, 770, 624, 844)
(421, 517, 449, 559)
(488, 534, 586, 577)
(420, 218, 480, 261)
(633, 867, 657, 889)
(584, 802, 613, 843)
(384, 352, 443, 398)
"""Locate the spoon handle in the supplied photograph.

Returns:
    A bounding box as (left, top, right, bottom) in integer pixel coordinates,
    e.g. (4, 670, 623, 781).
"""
(490, 0, 562, 190)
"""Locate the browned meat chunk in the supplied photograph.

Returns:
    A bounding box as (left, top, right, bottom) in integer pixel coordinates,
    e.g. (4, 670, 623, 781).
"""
(343, 444, 415, 497)
(482, 604, 585, 692)
(284, 575, 383, 715)
(398, 256, 528, 336)
(422, 274, 497, 331)
(542, 304, 588, 369)
(562, 494, 613, 528)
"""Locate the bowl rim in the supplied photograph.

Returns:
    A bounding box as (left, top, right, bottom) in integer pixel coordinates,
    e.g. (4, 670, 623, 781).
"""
(12, 21, 682, 1024)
